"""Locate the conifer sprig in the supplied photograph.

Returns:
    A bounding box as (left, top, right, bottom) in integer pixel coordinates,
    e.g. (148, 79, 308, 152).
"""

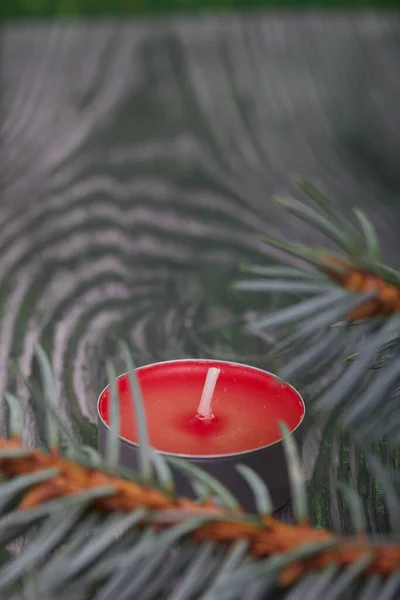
(235, 179, 400, 442)
(0, 345, 398, 599)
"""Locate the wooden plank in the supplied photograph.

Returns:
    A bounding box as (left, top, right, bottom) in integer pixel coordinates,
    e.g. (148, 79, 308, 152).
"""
(1, 14, 399, 531)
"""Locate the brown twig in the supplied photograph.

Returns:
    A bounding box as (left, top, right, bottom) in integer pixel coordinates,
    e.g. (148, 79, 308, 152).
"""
(324, 257, 400, 320)
(0, 438, 399, 585)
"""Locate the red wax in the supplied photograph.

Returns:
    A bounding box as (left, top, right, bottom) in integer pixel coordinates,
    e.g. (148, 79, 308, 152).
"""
(98, 360, 304, 457)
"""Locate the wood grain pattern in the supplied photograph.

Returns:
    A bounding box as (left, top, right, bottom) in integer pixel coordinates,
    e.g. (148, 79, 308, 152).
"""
(1, 13, 399, 530)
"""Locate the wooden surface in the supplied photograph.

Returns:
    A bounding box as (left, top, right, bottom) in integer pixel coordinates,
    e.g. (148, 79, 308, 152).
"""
(1, 13, 399, 531)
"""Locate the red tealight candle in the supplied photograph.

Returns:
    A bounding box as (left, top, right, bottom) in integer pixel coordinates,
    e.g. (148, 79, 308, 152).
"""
(97, 359, 305, 512)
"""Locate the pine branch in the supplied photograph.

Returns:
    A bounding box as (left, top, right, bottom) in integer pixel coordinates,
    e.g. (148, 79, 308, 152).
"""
(0, 437, 399, 590)
(0, 344, 398, 599)
(235, 179, 400, 443)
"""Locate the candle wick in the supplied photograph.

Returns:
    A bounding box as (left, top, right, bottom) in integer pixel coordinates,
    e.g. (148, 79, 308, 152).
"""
(196, 367, 220, 421)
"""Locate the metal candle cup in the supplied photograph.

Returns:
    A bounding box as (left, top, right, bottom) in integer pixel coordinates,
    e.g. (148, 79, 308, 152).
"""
(97, 359, 305, 513)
